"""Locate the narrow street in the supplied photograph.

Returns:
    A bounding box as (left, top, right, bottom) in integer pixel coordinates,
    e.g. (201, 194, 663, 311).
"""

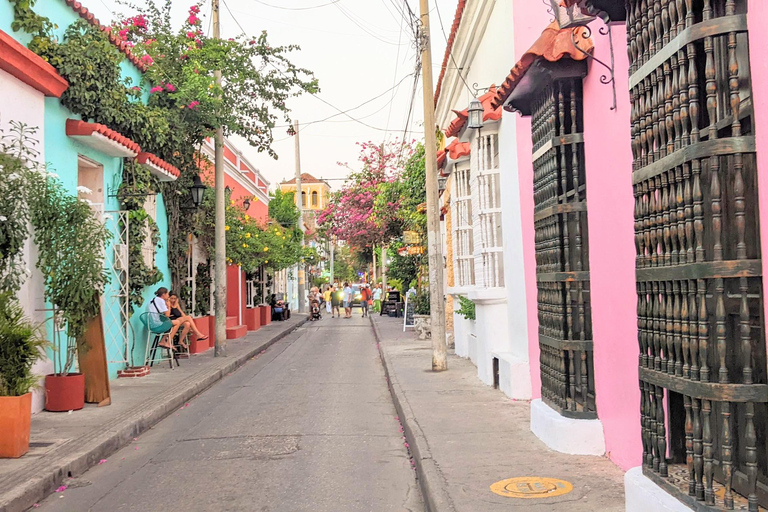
(35, 316, 424, 512)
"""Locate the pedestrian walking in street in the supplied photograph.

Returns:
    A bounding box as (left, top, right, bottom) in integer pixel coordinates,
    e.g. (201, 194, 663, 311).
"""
(360, 284, 371, 317)
(323, 285, 332, 315)
(372, 284, 382, 313)
(331, 285, 341, 318)
(343, 282, 353, 318)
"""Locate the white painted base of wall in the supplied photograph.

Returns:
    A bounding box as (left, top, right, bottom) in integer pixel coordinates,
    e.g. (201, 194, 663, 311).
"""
(467, 333, 478, 365)
(624, 467, 693, 512)
(491, 351, 532, 400)
(530, 399, 606, 455)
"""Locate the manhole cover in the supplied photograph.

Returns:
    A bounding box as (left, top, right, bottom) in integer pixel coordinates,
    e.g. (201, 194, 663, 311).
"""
(490, 477, 573, 499)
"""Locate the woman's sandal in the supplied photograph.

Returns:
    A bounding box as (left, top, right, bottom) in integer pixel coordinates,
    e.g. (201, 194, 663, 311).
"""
(197, 335, 209, 341)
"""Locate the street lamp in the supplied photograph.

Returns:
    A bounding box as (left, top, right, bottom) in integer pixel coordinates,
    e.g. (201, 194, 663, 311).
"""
(243, 197, 251, 211)
(467, 98, 484, 130)
(548, 0, 596, 28)
(191, 174, 206, 208)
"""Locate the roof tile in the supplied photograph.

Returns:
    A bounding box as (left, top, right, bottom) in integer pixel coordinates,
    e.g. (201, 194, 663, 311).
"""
(65, 119, 141, 154)
(491, 21, 593, 110)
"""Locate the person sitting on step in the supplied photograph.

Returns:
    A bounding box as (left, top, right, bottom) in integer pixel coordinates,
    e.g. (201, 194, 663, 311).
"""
(167, 292, 208, 348)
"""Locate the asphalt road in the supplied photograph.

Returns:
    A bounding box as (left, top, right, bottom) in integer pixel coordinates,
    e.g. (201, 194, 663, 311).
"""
(36, 314, 424, 512)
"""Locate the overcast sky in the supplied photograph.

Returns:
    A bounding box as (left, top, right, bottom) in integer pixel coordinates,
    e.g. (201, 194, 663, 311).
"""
(87, 0, 456, 190)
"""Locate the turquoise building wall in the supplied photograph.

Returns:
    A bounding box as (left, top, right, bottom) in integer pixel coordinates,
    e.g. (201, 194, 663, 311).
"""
(4, 0, 171, 378)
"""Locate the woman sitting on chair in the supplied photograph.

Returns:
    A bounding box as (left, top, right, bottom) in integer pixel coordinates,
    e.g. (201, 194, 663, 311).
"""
(168, 292, 208, 348)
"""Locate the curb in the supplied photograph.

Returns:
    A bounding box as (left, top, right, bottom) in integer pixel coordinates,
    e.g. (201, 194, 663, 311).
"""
(369, 316, 455, 512)
(0, 317, 307, 512)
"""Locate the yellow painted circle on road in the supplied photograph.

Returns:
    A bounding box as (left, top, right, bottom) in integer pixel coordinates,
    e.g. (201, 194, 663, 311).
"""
(490, 477, 573, 499)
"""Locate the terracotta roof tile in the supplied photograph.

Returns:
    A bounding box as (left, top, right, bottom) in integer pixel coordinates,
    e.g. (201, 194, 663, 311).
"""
(444, 85, 501, 138)
(136, 152, 181, 179)
(64, 0, 148, 72)
(445, 139, 471, 160)
(65, 119, 141, 154)
(491, 21, 593, 110)
(434, 0, 467, 107)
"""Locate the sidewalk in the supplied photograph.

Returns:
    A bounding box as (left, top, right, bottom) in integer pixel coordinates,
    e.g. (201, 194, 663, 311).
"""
(370, 315, 625, 512)
(0, 315, 307, 512)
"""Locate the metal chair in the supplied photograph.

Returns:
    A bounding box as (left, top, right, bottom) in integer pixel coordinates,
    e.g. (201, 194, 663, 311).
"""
(140, 312, 178, 369)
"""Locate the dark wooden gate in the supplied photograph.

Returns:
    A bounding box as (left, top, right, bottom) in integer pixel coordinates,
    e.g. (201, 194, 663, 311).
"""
(625, 0, 768, 509)
(531, 78, 597, 419)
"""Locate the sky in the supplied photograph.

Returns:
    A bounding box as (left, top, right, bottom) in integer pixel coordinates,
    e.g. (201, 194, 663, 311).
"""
(85, 0, 457, 191)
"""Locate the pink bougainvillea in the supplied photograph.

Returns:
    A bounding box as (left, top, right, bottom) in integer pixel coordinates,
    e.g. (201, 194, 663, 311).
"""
(318, 140, 414, 247)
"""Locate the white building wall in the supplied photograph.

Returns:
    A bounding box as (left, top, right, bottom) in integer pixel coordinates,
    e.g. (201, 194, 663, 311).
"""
(0, 69, 52, 413)
(438, 0, 531, 398)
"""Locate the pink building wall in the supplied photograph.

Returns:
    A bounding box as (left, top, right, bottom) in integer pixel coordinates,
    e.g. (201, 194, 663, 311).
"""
(581, 22, 641, 471)
(512, 0, 550, 401)
(747, 1, 768, 354)
(510, 3, 642, 470)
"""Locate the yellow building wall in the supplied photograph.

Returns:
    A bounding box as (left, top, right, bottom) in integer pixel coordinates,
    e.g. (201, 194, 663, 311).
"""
(279, 182, 330, 211)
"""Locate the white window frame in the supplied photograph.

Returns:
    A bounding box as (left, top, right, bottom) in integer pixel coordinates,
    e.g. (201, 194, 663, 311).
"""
(472, 131, 504, 288)
(245, 279, 254, 308)
(451, 160, 475, 288)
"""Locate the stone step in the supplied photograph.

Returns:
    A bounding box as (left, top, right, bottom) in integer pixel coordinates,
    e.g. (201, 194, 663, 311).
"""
(225, 324, 248, 340)
(226, 316, 239, 328)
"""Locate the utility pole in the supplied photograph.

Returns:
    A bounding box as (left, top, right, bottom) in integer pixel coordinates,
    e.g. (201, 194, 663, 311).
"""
(372, 245, 377, 283)
(419, 0, 447, 371)
(294, 119, 306, 313)
(381, 246, 386, 291)
(212, 0, 226, 357)
(329, 237, 335, 286)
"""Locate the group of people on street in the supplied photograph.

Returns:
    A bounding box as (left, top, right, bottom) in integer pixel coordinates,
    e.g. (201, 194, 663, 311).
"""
(307, 282, 387, 319)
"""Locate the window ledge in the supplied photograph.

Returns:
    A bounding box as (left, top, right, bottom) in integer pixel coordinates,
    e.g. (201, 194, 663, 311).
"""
(467, 287, 507, 305)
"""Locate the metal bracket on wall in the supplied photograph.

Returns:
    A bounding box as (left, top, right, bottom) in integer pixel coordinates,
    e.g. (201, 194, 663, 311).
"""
(571, 23, 616, 111)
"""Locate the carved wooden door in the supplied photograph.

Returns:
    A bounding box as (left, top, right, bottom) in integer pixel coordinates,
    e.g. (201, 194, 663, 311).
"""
(531, 78, 597, 418)
(626, 0, 768, 509)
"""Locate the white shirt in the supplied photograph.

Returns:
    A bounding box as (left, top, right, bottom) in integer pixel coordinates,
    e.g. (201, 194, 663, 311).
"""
(148, 297, 168, 315)
(373, 289, 382, 300)
(343, 287, 352, 301)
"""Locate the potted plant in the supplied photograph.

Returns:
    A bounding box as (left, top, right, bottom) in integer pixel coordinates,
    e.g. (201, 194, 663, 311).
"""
(412, 291, 432, 340)
(0, 293, 48, 458)
(27, 172, 111, 412)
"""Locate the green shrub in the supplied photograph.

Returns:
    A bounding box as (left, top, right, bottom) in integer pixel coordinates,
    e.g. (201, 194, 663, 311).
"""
(413, 291, 430, 315)
(0, 293, 49, 396)
(456, 296, 476, 321)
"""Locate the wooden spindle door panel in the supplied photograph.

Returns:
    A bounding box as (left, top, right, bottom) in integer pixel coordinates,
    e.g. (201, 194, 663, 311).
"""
(625, 0, 768, 509)
(531, 78, 597, 419)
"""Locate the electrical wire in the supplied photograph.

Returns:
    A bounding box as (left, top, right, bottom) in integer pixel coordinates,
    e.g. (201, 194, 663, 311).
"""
(332, 2, 406, 46)
(434, 0, 474, 97)
(252, 0, 341, 10)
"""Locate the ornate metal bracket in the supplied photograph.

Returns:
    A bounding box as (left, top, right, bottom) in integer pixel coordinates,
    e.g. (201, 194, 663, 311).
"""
(471, 83, 493, 98)
(571, 23, 616, 111)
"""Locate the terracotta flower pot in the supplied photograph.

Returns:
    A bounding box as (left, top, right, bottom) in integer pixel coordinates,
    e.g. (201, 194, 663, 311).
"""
(45, 373, 85, 412)
(245, 307, 261, 331)
(0, 393, 32, 458)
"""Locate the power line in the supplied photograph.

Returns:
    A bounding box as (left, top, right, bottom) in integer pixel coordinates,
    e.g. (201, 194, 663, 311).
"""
(251, 0, 341, 10)
(434, 0, 473, 97)
(332, 2, 406, 46)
